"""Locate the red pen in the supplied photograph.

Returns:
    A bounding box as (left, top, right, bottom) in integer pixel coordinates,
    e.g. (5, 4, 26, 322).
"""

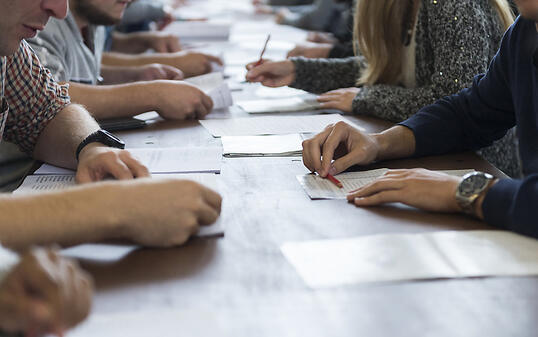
(326, 173, 343, 189)
(254, 34, 271, 66)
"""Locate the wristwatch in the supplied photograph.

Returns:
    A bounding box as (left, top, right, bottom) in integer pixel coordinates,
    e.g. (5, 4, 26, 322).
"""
(455, 172, 494, 216)
(76, 129, 125, 161)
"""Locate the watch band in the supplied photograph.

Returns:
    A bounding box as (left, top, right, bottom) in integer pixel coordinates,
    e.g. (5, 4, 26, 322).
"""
(75, 129, 125, 161)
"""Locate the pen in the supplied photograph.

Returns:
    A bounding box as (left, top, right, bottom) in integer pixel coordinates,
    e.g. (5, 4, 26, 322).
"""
(326, 173, 343, 189)
(254, 34, 271, 67)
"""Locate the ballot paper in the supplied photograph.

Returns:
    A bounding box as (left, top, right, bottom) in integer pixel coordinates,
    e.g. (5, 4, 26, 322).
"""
(199, 114, 363, 137)
(14, 173, 220, 195)
(34, 147, 222, 175)
(185, 73, 233, 110)
(281, 230, 538, 288)
(254, 86, 310, 98)
(163, 21, 231, 41)
(297, 169, 475, 200)
(238, 94, 321, 114)
(221, 134, 303, 157)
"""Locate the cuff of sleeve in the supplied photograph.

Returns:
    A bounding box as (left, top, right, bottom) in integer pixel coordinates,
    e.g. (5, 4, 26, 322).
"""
(482, 178, 520, 229)
(289, 57, 310, 89)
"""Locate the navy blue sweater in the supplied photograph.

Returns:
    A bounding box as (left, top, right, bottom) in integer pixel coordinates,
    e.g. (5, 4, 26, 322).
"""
(401, 16, 538, 238)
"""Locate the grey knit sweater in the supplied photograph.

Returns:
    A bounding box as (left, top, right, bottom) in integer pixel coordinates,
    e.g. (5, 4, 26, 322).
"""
(290, 0, 521, 177)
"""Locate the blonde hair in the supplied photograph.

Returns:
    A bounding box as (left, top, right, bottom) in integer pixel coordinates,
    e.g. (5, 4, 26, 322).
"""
(353, 0, 514, 86)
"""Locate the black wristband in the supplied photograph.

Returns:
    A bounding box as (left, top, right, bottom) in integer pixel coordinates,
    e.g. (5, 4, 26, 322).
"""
(75, 129, 125, 161)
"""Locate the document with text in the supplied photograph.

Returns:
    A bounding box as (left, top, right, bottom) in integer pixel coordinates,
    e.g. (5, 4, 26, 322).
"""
(281, 230, 538, 288)
(297, 169, 475, 199)
(34, 147, 223, 175)
(238, 94, 320, 114)
(185, 73, 233, 110)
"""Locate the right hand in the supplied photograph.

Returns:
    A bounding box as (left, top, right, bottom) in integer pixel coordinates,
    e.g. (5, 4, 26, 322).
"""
(245, 59, 296, 87)
(151, 80, 213, 120)
(0, 248, 93, 336)
(287, 43, 333, 58)
(118, 179, 222, 247)
(302, 121, 380, 177)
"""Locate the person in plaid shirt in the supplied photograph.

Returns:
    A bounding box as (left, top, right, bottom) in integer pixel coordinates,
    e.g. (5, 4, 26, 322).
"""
(0, 0, 222, 334)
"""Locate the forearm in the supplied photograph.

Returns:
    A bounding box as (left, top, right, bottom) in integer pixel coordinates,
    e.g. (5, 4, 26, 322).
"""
(373, 125, 416, 161)
(32, 104, 100, 169)
(102, 52, 175, 67)
(290, 56, 361, 93)
(110, 32, 151, 54)
(100, 65, 143, 84)
(68, 82, 157, 119)
(0, 183, 126, 250)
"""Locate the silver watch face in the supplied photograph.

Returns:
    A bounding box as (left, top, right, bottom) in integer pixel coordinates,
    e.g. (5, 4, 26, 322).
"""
(458, 172, 491, 198)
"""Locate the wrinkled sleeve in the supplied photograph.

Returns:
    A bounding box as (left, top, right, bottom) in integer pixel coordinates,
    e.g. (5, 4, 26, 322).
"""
(3, 42, 70, 154)
(290, 56, 363, 93)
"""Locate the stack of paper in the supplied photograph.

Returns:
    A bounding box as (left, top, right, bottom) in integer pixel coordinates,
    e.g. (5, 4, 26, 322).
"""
(221, 134, 303, 157)
(281, 230, 538, 288)
(164, 21, 231, 41)
(185, 73, 233, 110)
(238, 94, 320, 114)
(199, 114, 362, 137)
(297, 169, 475, 199)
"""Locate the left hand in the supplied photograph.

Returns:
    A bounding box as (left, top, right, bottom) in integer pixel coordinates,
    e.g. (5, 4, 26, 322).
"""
(317, 88, 360, 113)
(347, 168, 462, 213)
(163, 51, 223, 77)
(137, 63, 184, 81)
(76, 145, 150, 183)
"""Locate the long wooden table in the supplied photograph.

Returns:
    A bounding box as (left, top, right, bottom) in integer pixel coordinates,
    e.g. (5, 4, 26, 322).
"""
(65, 1, 537, 336)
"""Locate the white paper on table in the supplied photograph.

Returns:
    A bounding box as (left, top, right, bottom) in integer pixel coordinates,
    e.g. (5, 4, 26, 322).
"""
(185, 73, 233, 109)
(238, 95, 320, 114)
(199, 114, 363, 137)
(254, 86, 309, 98)
(34, 147, 222, 175)
(221, 134, 303, 157)
(163, 21, 231, 41)
(297, 169, 475, 200)
(281, 230, 538, 288)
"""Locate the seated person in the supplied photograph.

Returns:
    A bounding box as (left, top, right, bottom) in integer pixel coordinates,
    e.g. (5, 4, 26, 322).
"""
(301, 1, 538, 237)
(28, 0, 221, 121)
(246, 0, 520, 178)
(0, 0, 221, 252)
(287, 0, 355, 59)
(0, 247, 92, 336)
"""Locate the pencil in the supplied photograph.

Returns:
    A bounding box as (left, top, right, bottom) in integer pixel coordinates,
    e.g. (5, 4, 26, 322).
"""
(326, 173, 343, 188)
(254, 34, 271, 66)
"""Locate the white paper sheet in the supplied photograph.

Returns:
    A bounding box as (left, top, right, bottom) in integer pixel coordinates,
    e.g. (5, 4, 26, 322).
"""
(185, 73, 233, 110)
(14, 173, 221, 195)
(281, 230, 538, 288)
(297, 169, 475, 199)
(199, 114, 363, 137)
(34, 147, 222, 175)
(238, 94, 320, 114)
(163, 21, 231, 41)
(221, 134, 302, 157)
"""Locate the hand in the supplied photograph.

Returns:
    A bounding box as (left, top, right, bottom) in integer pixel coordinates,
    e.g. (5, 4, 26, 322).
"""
(137, 63, 184, 81)
(0, 248, 93, 336)
(156, 10, 175, 31)
(287, 43, 333, 58)
(275, 8, 291, 24)
(76, 145, 150, 183)
(245, 59, 296, 87)
(307, 31, 337, 44)
(150, 80, 214, 120)
(116, 178, 222, 247)
(254, 4, 274, 14)
(302, 121, 380, 177)
(163, 51, 223, 78)
(317, 87, 360, 113)
(143, 31, 181, 52)
(347, 169, 462, 213)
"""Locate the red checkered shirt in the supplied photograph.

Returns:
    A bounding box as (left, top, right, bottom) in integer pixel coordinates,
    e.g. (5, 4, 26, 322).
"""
(0, 41, 70, 154)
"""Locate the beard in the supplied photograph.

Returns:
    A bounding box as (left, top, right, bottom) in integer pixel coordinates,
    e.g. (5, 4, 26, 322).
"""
(73, 1, 121, 26)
